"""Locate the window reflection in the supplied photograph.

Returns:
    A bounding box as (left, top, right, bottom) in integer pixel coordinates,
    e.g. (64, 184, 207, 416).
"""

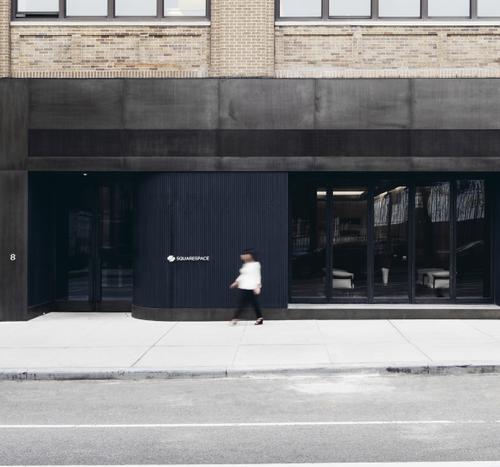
(331, 188, 368, 298)
(478, 0, 500, 16)
(379, 0, 420, 17)
(289, 178, 490, 304)
(66, 0, 107, 16)
(290, 185, 327, 298)
(100, 183, 134, 301)
(17, 0, 58, 12)
(456, 180, 489, 298)
(415, 182, 450, 298)
(116, 0, 157, 16)
(330, 0, 371, 16)
(280, 0, 322, 17)
(428, 0, 469, 17)
(374, 185, 409, 299)
(164, 0, 206, 16)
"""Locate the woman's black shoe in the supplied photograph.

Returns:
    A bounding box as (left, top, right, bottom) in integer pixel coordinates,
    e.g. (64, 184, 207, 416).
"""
(255, 318, 264, 325)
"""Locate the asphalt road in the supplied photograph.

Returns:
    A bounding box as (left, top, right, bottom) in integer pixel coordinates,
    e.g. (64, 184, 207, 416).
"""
(1, 373, 500, 465)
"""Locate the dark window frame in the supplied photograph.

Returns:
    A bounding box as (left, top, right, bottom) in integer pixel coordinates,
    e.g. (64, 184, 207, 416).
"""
(277, 0, 500, 21)
(13, 0, 210, 21)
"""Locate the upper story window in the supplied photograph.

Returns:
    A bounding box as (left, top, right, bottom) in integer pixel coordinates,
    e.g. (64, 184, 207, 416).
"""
(14, 0, 209, 19)
(277, 0, 500, 20)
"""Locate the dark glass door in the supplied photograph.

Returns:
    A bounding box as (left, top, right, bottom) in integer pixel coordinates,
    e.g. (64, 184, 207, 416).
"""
(414, 182, 451, 299)
(374, 184, 409, 300)
(99, 182, 134, 302)
(57, 175, 134, 310)
(331, 188, 368, 299)
(456, 180, 490, 298)
(290, 183, 327, 299)
(66, 184, 95, 302)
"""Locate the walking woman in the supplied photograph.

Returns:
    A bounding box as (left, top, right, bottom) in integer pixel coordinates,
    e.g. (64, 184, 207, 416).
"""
(230, 249, 263, 325)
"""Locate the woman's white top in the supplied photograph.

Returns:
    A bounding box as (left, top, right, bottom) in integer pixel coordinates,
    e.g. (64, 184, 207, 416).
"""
(236, 261, 262, 290)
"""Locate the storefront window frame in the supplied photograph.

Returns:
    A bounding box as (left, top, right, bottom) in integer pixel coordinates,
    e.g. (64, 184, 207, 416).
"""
(288, 174, 494, 305)
(276, 0, 499, 21)
(13, 0, 211, 21)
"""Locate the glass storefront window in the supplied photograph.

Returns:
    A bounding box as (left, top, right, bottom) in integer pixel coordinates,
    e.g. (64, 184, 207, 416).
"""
(329, 0, 371, 17)
(331, 188, 368, 298)
(290, 185, 327, 299)
(374, 185, 409, 299)
(456, 180, 489, 298)
(115, 0, 157, 16)
(478, 0, 500, 17)
(164, 0, 206, 16)
(280, 0, 322, 17)
(428, 0, 470, 17)
(379, 0, 421, 17)
(415, 182, 450, 299)
(289, 177, 490, 304)
(66, 0, 108, 16)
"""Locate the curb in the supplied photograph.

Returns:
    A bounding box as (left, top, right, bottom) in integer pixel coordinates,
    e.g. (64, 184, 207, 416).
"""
(2, 363, 500, 381)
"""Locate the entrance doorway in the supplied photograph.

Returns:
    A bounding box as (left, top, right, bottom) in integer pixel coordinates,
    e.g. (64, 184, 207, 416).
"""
(290, 175, 492, 304)
(56, 175, 134, 311)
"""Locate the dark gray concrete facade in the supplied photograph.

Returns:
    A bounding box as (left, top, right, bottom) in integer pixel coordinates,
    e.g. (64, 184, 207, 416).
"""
(1, 77, 500, 320)
(25, 78, 500, 172)
(0, 80, 28, 321)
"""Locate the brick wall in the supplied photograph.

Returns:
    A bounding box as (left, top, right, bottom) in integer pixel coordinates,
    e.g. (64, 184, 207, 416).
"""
(0, 0, 9, 77)
(210, 0, 274, 77)
(6, 4, 500, 79)
(10, 24, 210, 78)
(276, 25, 500, 78)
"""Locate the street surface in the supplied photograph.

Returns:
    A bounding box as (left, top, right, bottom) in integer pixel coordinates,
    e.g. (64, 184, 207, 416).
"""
(1, 374, 500, 465)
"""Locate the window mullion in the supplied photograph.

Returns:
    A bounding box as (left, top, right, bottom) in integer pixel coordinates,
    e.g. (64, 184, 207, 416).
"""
(59, 0, 65, 18)
(421, 0, 428, 19)
(322, 0, 329, 19)
(108, 0, 113, 18)
(471, 0, 478, 19)
(372, 0, 378, 19)
(450, 181, 457, 301)
(157, 0, 163, 18)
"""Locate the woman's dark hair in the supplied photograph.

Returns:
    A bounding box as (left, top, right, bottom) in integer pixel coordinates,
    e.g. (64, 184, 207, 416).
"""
(243, 248, 257, 260)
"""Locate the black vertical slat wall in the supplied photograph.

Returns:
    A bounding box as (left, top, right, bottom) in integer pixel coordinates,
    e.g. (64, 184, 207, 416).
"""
(134, 173, 289, 310)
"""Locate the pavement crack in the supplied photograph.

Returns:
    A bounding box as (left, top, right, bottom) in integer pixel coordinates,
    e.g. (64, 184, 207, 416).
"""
(315, 320, 335, 364)
(465, 321, 498, 341)
(388, 319, 434, 363)
(228, 320, 248, 372)
(130, 322, 179, 368)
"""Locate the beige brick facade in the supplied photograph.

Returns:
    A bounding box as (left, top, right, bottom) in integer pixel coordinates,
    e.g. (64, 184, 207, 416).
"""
(0, 0, 9, 77)
(3, 0, 500, 79)
(275, 25, 500, 78)
(10, 24, 210, 78)
(209, 0, 275, 77)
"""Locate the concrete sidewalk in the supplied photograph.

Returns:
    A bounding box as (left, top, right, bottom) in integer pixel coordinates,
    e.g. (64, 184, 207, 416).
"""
(2, 313, 500, 380)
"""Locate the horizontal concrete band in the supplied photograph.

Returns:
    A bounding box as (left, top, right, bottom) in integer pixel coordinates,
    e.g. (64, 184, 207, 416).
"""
(27, 156, 500, 172)
(131, 305, 500, 321)
(28, 129, 500, 158)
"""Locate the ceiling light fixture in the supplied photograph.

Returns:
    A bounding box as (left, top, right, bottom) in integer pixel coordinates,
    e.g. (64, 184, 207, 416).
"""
(332, 190, 365, 197)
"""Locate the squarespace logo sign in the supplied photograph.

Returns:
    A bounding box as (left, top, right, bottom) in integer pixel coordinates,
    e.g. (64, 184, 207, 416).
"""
(167, 255, 210, 263)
